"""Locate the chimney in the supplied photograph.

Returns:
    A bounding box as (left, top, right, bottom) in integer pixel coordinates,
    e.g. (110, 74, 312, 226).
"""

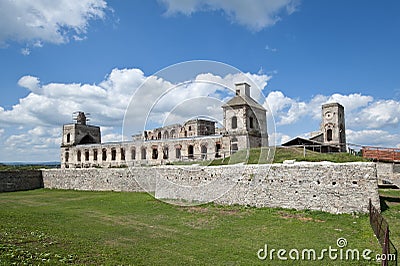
(235, 82, 250, 97)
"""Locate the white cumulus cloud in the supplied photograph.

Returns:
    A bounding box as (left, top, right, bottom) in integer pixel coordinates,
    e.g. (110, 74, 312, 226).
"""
(354, 100, 400, 129)
(346, 129, 400, 148)
(0, 0, 108, 46)
(159, 0, 300, 31)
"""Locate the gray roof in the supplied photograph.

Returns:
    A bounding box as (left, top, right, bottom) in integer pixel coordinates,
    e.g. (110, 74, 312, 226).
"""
(222, 95, 266, 111)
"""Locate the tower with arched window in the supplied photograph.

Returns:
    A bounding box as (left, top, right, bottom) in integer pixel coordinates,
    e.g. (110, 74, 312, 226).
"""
(61, 112, 101, 147)
(321, 103, 346, 152)
(222, 82, 268, 153)
(61, 112, 101, 168)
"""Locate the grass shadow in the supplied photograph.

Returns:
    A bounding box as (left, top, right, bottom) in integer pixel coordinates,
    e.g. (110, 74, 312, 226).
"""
(380, 195, 400, 212)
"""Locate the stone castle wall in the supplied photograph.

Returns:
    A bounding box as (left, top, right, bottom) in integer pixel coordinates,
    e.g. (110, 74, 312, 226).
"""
(0, 170, 44, 192)
(42, 162, 380, 214)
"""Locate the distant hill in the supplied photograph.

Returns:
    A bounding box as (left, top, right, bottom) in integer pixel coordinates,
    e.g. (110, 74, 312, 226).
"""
(0, 161, 60, 166)
(0, 162, 60, 171)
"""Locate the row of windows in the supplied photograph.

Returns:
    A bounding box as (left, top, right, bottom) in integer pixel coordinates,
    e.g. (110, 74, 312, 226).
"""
(65, 144, 221, 163)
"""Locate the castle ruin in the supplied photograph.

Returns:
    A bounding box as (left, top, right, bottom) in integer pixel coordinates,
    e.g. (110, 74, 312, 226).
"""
(61, 82, 268, 168)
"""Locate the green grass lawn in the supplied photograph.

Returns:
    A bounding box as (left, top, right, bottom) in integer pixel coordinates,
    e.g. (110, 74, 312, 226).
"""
(173, 147, 369, 166)
(379, 188, 400, 250)
(0, 189, 382, 265)
(272, 147, 369, 164)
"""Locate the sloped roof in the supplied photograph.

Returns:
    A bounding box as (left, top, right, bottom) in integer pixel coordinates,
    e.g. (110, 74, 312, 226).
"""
(309, 132, 323, 141)
(282, 137, 323, 147)
(222, 95, 266, 111)
(281, 136, 341, 152)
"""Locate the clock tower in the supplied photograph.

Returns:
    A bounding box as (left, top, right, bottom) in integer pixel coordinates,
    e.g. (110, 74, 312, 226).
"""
(321, 103, 346, 152)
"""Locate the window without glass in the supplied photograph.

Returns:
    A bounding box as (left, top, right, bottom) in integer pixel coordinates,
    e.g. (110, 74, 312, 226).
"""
(201, 145, 207, 160)
(327, 129, 333, 141)
(249, 117, 254, 129)
(102, 149, 107, 161)
(120, 148, 125, 160)
(131, 148, 136, 160)
(215, 143, 221, 158)
(175, 147, 181, 159)
(93, 149, 98, 161)
(188, 145, 194, 159)
(163, 146, 168, 159)
(232, 116, 237, 129)
(141, 148, 146, 160)
(77, 150, 81, 161)
(111, 148, 116, 161)
(163, 131, 169, 139)
(152, 148, 158, 159)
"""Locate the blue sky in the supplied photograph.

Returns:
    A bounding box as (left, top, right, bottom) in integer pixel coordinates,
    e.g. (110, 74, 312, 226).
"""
(0, 0, 399, 162)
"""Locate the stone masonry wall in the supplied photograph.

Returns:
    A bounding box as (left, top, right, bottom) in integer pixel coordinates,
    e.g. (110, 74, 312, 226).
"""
(0, 170, 44, 192)
(42, 162, 380, 214)
(43, 168, 144, 192)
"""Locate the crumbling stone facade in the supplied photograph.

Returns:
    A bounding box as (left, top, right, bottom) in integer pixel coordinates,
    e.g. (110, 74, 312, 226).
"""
(61, 82, 268, 168)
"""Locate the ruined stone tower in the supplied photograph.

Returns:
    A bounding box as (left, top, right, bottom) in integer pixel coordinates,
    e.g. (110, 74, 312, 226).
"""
(222, 82, 268, 153)
(321, 103, 346, 152)
(61, 112, 101, 168)
(61, 112, 101, 147)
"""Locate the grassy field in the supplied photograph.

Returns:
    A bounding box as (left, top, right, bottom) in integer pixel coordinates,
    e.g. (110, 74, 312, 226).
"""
(172, 147, 369, 166)
(379, 188, 400, 249)
(272, 147, 369, 164)
(0, 189, 383, 265)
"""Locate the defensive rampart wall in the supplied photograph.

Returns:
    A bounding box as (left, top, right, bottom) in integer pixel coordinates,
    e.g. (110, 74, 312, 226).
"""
(41, 162, 380, 214)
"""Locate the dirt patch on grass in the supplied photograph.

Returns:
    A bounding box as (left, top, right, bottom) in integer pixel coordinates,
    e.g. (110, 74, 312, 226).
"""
(277, 211, 325, 223)
(185, 216, 217, 229)
(180, 206, 252, 217)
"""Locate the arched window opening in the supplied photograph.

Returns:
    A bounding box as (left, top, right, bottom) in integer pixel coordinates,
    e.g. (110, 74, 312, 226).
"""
(175, 146, 181, 159)
(131, 148, 136, 160)
(152, 148, 158, 159)
(102, 149, 107, 161)
(163, 146, 169, 159)
(327, 129, 333, 142)
(157, 132, 161, 140)
(141, 148, 146, 160)
(85, 150, 89, 161)
(163, 131, 169, 139)
(249, 117, 254, 129)
(231, 143, 238, 153)
(93, 149, 98, 161)
(66, 133, 71, 143)
(77, 150, 81, 162)
(201, 145, 207, 160)
(65, 152, 69, 162)
(232, 116, 237, 129)
(78, 135, 96, 145)
(188, 145, 194, 159)
(120, 148, 125, 161)
(111, 148, 116, 161)
(215, 143, 221, 158)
